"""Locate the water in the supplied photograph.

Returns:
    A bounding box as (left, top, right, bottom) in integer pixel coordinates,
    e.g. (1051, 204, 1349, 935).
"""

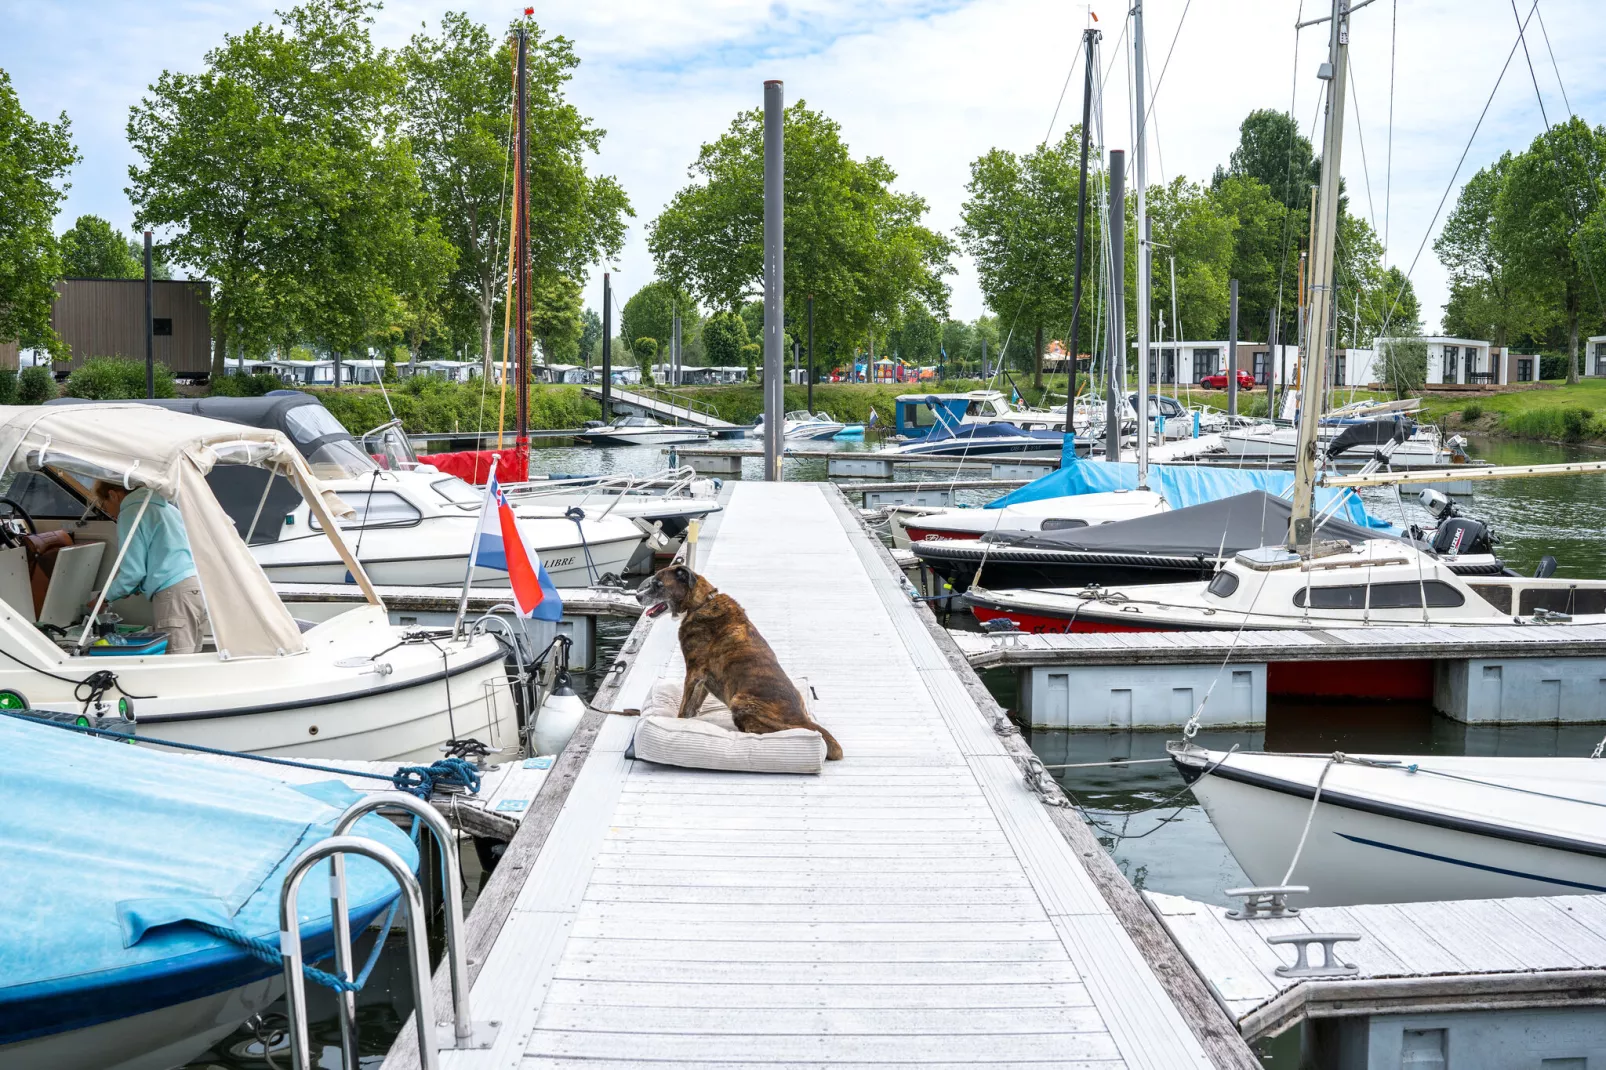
(183, 434, 1606, 1067)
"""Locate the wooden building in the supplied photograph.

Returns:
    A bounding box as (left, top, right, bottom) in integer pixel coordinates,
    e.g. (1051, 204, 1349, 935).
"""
(0, 278, 212, 376)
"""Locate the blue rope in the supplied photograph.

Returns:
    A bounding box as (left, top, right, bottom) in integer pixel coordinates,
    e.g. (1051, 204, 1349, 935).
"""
(392, 756, 481, 798)
(189, 920, 361, 993)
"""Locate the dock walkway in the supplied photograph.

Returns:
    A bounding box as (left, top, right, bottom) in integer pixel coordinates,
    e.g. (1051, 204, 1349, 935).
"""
(583, 385, 738, 429)
(383, 481, 1255, 1069)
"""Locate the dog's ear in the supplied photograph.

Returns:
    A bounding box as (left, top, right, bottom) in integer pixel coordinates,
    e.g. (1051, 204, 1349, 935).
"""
(673, 564, 692, 586)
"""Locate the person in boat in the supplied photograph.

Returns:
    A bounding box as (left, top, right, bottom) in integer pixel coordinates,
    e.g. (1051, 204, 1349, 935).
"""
(90, 480, 207, 654)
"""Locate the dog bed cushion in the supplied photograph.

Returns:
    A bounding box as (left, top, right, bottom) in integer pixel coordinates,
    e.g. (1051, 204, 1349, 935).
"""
(631, 679, 826, 774)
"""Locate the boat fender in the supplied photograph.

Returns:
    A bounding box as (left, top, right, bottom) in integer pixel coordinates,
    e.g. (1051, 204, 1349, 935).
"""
(533, 636, 585, 756)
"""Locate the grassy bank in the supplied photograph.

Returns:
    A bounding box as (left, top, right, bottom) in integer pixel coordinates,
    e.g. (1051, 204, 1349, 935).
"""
(306, 380, 601, 436)
(1420, 380, 1606, 443)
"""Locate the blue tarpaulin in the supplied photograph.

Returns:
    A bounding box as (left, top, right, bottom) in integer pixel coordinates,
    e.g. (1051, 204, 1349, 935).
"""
(991, 448, 1395, 531)
(0, 715, 417, 1043)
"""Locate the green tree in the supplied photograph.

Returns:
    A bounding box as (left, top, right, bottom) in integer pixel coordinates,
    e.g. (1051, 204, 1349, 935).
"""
(620, 279, 692, 360)
(1210, 173, 1301, 344)
(940, 318, 972, 374)
(127, 0, 446, 377)
(399, 12, 630, 365)
(1133, 176, 1235, 343)
(1435, 155, 1527, 347)
(577, 306, 602, 366)
(634, 337, 657, 384)
(60, 215, 141, 278)
(1493, 118, 1606, 382)
(703, 310, 747, 366)
(530, 273, 583, 363)
(958, 128, 1094, 386)
(0, 69, 77, 356)
(888, 301, 940, 364)
(650, 100, 953, 362)
(125, 237, 173, 279)
(1376, 335, 1427, 398)
(1213, 108, 1318, 211)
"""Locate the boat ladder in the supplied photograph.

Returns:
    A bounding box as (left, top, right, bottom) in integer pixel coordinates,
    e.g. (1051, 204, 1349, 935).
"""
(278, 790, 499, 1070)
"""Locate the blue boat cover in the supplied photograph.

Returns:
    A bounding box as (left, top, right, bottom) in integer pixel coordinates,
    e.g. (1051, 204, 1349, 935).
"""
(988, 453, 1395, 531)
(0, 716, 418, 1041)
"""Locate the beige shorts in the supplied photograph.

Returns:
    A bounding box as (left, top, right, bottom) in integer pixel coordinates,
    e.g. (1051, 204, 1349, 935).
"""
(152, 577, 207, 655)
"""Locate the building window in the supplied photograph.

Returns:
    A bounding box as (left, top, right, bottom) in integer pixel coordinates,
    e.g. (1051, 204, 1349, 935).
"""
(1465, 347, 1478, 381)
(1442, 346, 1459, 382)
(152, 318, 173, 336)
(1193, 348, 1219, 383)
(1332, 354, 1346, 386)
(1596, 344, 1606, 376)
(1517, 357, 1533, 382)
(1252, 351, 1268, 384)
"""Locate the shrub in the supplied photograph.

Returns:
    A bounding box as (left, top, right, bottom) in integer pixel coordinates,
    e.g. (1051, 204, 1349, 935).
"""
(1563, 407, 1593, 441)
(0, 369, 17, 406)
(17, 366, 58, 405)
(1539, 354, 1569, 380)
(63, 356, 177, 400)
(1460, 401, 1485, 421)
(211, 371, 284, 397)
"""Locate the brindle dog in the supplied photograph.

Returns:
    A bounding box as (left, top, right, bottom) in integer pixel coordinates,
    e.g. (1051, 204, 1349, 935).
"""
(637, 564, 843, 760)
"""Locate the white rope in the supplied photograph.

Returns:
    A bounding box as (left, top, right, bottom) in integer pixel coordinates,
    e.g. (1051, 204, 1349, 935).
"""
(1281, 753, 1343, 886)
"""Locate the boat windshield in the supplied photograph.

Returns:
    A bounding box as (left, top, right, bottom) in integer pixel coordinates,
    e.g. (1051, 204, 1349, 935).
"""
(432, 476, 483, 506)
(283, 405, 380, 479)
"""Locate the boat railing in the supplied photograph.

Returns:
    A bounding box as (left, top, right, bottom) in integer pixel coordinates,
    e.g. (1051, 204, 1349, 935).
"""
(278, 791, 496, 1070)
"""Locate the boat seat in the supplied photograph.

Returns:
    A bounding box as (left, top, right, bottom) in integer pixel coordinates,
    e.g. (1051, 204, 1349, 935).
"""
(20, 530, 73, 616)
(37, 542, 106, 630)
(0, 546, 33, 621)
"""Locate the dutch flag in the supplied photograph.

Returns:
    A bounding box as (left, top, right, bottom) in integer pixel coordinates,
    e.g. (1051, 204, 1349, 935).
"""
(472, 462, 563, 621)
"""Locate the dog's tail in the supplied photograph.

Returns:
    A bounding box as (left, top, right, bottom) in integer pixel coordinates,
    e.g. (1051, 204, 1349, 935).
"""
(814, 723, 844, 761)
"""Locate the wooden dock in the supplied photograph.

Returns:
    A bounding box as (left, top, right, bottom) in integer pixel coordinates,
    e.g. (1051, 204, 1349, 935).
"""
(381, 481, 1260, 1069)
(1148, 889, 1606, 1043)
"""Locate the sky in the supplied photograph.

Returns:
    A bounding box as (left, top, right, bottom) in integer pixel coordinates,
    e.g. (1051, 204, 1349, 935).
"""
(3, 0, 1602, 339)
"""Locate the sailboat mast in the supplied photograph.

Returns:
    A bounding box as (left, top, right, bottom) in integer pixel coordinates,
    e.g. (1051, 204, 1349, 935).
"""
(1288, 0, 1351, 551)
(1132, 1, 1150, 487)
(514, 28, 531, 447)
(1063, 26, 1100, 437)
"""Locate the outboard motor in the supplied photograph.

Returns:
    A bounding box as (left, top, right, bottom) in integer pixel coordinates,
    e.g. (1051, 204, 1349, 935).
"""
(1431, 516, 1494, 557)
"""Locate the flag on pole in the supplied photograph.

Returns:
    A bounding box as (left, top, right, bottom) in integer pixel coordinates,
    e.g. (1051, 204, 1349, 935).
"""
(471, 467, 563, 621)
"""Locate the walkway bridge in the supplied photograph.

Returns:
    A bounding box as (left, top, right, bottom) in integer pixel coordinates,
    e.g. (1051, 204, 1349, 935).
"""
(581, 385, 739, 429)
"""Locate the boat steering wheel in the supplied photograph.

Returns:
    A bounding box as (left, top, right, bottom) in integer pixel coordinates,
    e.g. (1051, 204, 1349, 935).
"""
(0, 497, 36, 549)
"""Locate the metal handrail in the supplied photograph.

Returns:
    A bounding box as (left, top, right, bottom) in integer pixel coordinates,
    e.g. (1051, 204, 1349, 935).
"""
(280, 792, 497, 1070)
(278, 836, 435, 1070)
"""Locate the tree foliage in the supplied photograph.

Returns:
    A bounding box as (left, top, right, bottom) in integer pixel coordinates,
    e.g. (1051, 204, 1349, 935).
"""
(1132, 176, 1235, 341)
(400, 12, 629, 364)
(1213, 108, 1319, 211)
(650, 100, 953, 362)
(620, 279, 692, 359)
(0, 69, 77, 355)
(529, 273, 583, 363)
(127, 0, 449, 375)
(60, 215, 141, 278)
(958, 129, 1090, 381)
(702, 310, 747, 367)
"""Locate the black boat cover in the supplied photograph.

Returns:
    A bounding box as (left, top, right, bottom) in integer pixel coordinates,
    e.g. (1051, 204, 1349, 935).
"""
(1325, 415, 1413, 459)
(987, 490, 1389, 555)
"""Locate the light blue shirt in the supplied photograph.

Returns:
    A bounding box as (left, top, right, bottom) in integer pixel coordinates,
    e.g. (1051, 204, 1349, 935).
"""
(104, 488, 198, 602)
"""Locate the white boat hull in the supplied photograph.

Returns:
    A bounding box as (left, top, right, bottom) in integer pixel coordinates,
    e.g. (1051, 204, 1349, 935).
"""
(0, 977, 279, 1070)
(1178, 749, 1606, 906)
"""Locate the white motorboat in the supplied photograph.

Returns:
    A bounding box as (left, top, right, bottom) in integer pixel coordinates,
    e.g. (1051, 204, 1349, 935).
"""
(574, 415, 710, 447)
(964, 531, 1594, 634)
(1169, 742, 1606, 905)
(44, 397, 649, 587)
(0, 403, 520, 760)
(753, 410, 847, 440)
(1220, 421, 1471, 468)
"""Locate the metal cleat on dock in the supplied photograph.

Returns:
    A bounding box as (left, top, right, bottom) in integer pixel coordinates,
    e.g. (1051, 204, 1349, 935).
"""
(1223, 885, 1308, 919)
(1266, 932, 1361, 978)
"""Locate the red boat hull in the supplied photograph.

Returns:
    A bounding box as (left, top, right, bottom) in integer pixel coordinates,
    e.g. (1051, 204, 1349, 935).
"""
(904, 525, 980, 544)
(968, 604, 1162, 634)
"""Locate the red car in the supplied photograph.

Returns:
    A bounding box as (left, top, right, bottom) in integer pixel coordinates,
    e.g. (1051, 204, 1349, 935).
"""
(1198, 370, 1256, 390)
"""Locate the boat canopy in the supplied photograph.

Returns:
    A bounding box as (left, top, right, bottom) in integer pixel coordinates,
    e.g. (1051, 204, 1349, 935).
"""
(0, 404, 358, 658)
(0, 714, 414, 1041)
(987, 457, 1394, 531)
(988, 490, 1388, 554)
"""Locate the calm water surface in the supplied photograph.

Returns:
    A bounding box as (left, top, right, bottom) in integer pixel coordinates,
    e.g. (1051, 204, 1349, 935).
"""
(185, 435, 1606, 1067)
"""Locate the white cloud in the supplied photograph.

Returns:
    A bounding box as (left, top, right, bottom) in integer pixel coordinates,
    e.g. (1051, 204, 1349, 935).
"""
(4, 0, 1602, 336)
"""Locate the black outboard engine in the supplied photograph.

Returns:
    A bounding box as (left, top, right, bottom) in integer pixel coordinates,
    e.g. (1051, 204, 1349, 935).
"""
(1431, 516, 1494, 557)
(1419, 487, 1497, 557)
